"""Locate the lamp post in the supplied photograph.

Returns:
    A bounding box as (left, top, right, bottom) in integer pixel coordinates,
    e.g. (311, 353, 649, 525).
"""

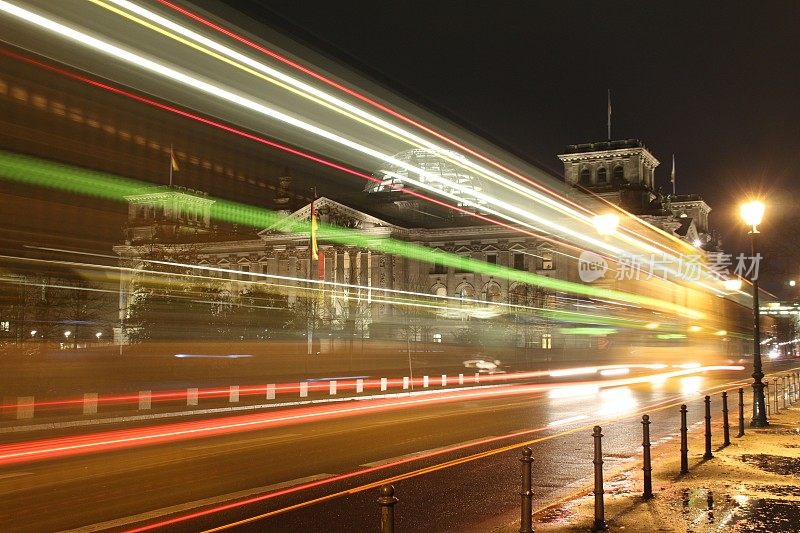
(740, 200, 768, 427)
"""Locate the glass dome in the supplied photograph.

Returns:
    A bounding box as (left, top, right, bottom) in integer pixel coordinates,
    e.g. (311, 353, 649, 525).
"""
(366, 148, 487, 212)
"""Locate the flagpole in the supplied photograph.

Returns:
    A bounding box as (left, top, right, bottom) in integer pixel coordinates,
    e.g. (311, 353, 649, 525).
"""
(307, 187, 318, 358)
(607, 89, 611, 141)
(308, 194, 314, 358)
(169, 144, 173, 187)
(671, 154, 676, 196)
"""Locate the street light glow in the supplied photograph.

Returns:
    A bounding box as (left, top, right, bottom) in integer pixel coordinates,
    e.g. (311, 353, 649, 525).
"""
(63, 331, 71, 338)
(723, 278, 743, 291)
(593, 213, 620, 236)
(740, 200, 765, 228)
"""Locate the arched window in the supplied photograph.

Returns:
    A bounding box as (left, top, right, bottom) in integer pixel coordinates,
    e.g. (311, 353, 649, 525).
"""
(613, 165, 624, 182)
(456, 283, 474, 302)
(509, 284, 528, 306)
(483, 282, 502, 303)
(579, 168, 591, 185)
(597, 167, 608, 184)
(432, 284, 447, 298)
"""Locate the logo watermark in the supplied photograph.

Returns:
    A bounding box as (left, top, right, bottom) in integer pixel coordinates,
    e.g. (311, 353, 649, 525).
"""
(578, 251, 608, 282)
(577, 251, 761, 283)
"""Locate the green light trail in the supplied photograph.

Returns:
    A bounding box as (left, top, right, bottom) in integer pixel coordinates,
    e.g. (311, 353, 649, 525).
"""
(0, 149, 701, 319)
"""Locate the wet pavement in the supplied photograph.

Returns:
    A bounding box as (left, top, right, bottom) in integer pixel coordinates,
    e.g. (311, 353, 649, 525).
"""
(740, 453, 800, 476)
(520, 367, 800, 533)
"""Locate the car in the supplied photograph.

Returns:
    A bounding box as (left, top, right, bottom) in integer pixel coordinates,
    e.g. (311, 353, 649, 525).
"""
(462, 358, 504, 373)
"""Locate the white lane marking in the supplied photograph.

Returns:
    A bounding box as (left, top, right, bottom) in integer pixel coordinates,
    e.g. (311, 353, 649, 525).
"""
(548, 415, 589, 427)
(58, 473, 333, 533)
(0, 385, 503, 435)
(0, 471, 33, 481)
(184, 433, 299, 451)
(359, 436, 497, 468)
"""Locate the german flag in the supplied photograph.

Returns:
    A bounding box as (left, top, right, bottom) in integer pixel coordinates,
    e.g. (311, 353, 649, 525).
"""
(170, 147, 180, 172)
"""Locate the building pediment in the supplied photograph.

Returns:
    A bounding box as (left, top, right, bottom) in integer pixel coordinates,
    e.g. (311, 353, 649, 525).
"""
(257, 197, 403, 239)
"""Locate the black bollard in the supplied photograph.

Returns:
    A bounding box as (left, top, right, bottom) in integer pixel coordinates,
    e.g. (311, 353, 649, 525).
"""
(722, 391, 730, 447)
(774, 378, 779, 413)
(737, 387, 745, 438)
(642, 415, 652, 499)
(703, 396, 713, 460)
(795, 372, 799, 401)
(680, 404, 689, 474)
(766, 383, 771, 416)
(519, 447, 534, 533)
(783, 376, 787, 409)
(591, 426, 607, 531)
(378, 484, 398, 533)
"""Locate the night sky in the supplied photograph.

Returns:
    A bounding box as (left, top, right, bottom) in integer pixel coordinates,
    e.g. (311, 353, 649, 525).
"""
(222, 0, 800, 293)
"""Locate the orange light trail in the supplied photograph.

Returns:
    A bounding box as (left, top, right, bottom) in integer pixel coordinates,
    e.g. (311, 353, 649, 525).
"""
(0, 364, 670, 412)
(121, 368, 749, 533)
(0, 366, 742, 467)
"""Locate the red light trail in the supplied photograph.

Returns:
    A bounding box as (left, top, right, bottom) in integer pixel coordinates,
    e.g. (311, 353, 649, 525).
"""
(0, 47, 590, 257)
(154, 0, 685, 257)
(0, 366, 742, 468)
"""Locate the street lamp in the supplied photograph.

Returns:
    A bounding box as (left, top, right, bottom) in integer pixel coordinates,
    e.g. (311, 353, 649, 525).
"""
(64, 330, 71, 339)
(95, 332, 103, 340)
(740, 199, 767, 427)
(30, 329, 37, 337)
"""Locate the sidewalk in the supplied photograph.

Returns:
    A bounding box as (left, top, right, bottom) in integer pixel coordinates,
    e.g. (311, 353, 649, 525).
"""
(507, 396, 800, 532)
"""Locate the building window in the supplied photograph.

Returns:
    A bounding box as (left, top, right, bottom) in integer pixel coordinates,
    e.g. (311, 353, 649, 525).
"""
(0, 320, 9, 332)
(432, 258, 445, 274)
(540, 252, 554, 270)
(484, 283, 502, 303)
(579, 168, 591, 185)
(597, 167, 608, 184)
(613, 165, 624, 182)
(509, 285, 528, 306)
(541, 333, 552, 349)
(454, 253, 471, 274)
(456, 284, 474, 302)
(486, 254, 497, 265)
(433, 333, 442, 343)
(434, 286, 448, 298)
(513, 253, 525, 270)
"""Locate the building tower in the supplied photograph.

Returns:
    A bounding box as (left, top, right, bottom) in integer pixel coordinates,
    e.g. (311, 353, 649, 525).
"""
(122, 186, 216, 245)
(557, 139, 659, 215)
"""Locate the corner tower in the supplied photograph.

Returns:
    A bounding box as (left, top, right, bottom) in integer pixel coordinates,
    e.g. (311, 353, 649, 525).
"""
(122, 186, 215, 245)
(558, 139, 659, 214)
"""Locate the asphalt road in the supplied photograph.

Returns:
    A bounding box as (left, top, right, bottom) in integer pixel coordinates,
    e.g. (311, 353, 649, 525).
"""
(2, 362, 795, 532)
